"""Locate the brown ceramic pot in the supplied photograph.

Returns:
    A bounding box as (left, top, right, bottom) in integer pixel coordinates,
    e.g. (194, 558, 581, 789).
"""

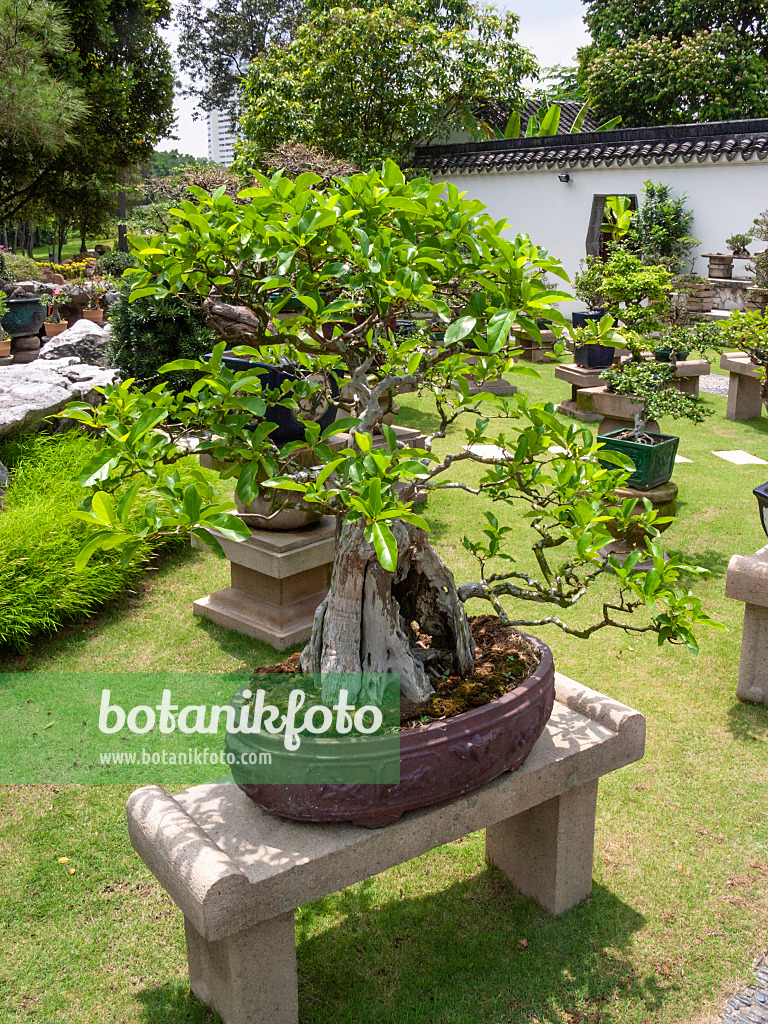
(234, 633, 555, 828)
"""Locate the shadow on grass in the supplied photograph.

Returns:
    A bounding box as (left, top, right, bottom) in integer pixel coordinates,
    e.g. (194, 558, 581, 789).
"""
(663, 547, 732, 579)
(726, 697, 768, 743)
(135, 871, 666, 1024)
(192, 613, 305, 669)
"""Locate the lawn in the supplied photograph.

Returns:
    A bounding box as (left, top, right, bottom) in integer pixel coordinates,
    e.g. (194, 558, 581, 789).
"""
(31, 235, 115, 262)
(0, 358, 766, 1024)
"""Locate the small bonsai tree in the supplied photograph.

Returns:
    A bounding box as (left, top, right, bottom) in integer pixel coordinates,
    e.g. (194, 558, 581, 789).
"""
(65, 163, 720, 706)
(601, 361, 713, 438)
(726, 233, 752, 257)
(573, 256, 608, 311)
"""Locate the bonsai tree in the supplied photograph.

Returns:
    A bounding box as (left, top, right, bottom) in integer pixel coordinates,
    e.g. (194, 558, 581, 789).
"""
(40, 288, 64, 324)
(726, 233, 752, 257)
(573, 256, 608, 312)
(600, 360, 712, 438)
(65, 163, 720, 708)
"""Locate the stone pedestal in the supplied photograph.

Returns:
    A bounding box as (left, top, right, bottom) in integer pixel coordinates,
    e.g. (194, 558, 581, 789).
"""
(577, 385, 661, 436)
(555, 364, 606, 421)
(600, 481, 678, 565)
(517, 329, 558, 363)
(191, 518, 336, 650)
(720, 352, 765, 421)
(725, 544, 768, 705)
(126, 674, 645, 1024)
(11, 335, 40, 364)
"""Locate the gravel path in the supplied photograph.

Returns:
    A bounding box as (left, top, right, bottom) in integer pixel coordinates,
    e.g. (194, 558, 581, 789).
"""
(722, 953, 768, 1023)
(699, 374, 730, 397)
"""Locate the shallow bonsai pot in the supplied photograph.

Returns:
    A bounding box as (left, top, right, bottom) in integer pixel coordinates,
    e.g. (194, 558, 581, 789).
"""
(230, 633, 555, 828)
(44, 321, 68, 337)
(754, 482, 768, 538)
(574, 343, 615, 369)
(571, 310, 605, 329)
(1, 297, 44, 338)
(653, 349, 689, 363)
(218, 352, 338, 445)
(234, 491, 321, 531)
(598, 429, 679, 490)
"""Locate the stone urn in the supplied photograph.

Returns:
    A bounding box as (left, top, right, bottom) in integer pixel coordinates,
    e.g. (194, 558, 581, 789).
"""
(1, 297, 44, 338)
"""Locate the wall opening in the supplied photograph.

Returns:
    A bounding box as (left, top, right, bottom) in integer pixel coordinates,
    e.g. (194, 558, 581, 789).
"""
(586, 194, 637, 259)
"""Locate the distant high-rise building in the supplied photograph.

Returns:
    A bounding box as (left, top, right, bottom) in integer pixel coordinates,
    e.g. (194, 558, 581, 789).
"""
(207, 108, 237, 166)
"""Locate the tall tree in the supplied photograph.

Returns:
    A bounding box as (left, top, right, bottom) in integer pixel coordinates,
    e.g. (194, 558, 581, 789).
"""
(0, 0, 175, 228)
(0, 0, 87, 151)
(236, 0, 538, 168)
(175, 0, 304, 116)
(578, 0, 768, 126)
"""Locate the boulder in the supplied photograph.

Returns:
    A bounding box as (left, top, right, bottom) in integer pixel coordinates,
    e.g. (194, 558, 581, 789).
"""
(0, 357, 117, 439)
(8, 280, 48, 297)
(39, 320, 113, 367)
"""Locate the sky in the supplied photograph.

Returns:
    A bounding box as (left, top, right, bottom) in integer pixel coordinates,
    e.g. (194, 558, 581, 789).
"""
(156, 0, 590, 158)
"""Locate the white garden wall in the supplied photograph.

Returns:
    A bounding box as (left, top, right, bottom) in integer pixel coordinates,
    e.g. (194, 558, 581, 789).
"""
(438, 160, 768, 315)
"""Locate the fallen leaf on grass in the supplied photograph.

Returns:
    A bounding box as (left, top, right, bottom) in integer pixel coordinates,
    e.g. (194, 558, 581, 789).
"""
(57, 857, 69, 864)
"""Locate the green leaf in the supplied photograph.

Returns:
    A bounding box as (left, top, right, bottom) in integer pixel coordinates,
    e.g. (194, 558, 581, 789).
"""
(371, 521, 398, 572)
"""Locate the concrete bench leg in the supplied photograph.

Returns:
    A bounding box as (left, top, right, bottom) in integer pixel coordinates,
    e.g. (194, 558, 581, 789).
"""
(727, 373, 763, 421)
(736, 603, 768, 704)
(185, 911, 299, 1024)
(485, 778, 599, 915)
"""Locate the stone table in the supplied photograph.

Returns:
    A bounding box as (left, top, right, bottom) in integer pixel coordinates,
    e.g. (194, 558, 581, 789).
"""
(720, 352, 765, 421)
(126, 674, 645, 1024)
(725, 544, 768, 705)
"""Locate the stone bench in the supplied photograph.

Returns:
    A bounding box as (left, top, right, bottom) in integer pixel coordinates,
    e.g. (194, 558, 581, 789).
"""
(720, 352, 765, 421)
(726, 544, 768, 705)
(126, 674, 645, 1024)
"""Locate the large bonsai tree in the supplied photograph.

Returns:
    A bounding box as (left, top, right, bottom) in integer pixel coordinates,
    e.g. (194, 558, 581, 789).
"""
(66, 163, 720, 705)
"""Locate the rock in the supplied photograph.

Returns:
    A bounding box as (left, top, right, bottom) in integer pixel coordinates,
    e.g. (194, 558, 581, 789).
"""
(12, 351, 38, 364)
(8, 280, 48, 297)
(39, 320, 113, 367)
(103, 290, 121, 309)
(0, 357, 117, 439)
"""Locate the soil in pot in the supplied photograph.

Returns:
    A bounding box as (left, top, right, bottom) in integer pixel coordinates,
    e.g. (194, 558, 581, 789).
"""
(229, 616, 555, 828)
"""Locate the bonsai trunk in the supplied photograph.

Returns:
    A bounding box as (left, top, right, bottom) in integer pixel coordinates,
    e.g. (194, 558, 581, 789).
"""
(301, 520, 475, 706)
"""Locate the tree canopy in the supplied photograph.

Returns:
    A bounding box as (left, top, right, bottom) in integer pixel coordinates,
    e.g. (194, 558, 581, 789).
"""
(176, 0, 304, 115)
(578, 1, 768, 126)
(236, 0, 538, 168)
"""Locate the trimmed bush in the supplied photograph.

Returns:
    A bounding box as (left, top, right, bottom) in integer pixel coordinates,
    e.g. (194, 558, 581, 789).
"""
(94, 251, 137, 277)
(1, 252, 42, 282)
(108, 280, 214, 392)
(0, 431, 180, 651)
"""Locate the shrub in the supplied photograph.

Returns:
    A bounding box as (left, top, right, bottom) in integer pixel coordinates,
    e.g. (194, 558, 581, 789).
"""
(0, 431, 154, 651)
(36, 260, 91, 280)
(627, 181, 699, 273)
(1, 252, 43, 282)
(95, 251, 137, 277)
(107, 280, 215, 392)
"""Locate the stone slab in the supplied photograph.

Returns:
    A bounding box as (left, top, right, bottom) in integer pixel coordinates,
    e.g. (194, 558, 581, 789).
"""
(721, 352, 762, 379)
(126, 673, 645, 943)
(192, 589, 319, 649)
(711, 450, 768, 465)
(725, 546, 768, 608)
(556, 399, 602, 422)
(0, 356, 116, 439)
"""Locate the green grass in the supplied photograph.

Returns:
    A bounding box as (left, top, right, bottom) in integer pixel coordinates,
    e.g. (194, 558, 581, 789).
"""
(0, 360, 766, 1024)
(31, 236, 115, 262)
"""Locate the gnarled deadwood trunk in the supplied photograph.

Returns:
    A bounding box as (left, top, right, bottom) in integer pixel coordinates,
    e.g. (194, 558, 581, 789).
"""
(301, 521, 475, 705)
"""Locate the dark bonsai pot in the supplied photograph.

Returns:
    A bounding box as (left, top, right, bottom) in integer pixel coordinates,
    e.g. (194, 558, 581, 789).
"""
(571, 310, 605, 330)
(574, 343, 615, 369)
(230, 633, 555, 828)
(598, 430, 679, 490)
(218, 352, 338, 445)
(754, 482, 768, 538)
(653, 349, 690, 363)
(1, 297, 44, 338)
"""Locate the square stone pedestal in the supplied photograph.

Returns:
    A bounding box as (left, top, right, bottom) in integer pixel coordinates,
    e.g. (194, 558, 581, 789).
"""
(517, 330, 558, 363)
(725, 544, 768, 705)
(555, 364, 606, 421)
(191, 518, 336, 650)
(126, 674, 645, 1024)
(720, 352, 765, 421)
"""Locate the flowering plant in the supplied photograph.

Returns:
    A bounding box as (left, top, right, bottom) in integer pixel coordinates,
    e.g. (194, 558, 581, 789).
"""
(40, 288, 64, 323)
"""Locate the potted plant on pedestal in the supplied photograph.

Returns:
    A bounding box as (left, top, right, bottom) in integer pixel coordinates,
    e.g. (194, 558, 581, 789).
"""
(598, 361, 712, 489)
(65, 162, 719, 825)
(572, 312, 624, 368)
(719, 310, 768, 415)
(40, 289, 67, 337)
(572, 256, 608, 329)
